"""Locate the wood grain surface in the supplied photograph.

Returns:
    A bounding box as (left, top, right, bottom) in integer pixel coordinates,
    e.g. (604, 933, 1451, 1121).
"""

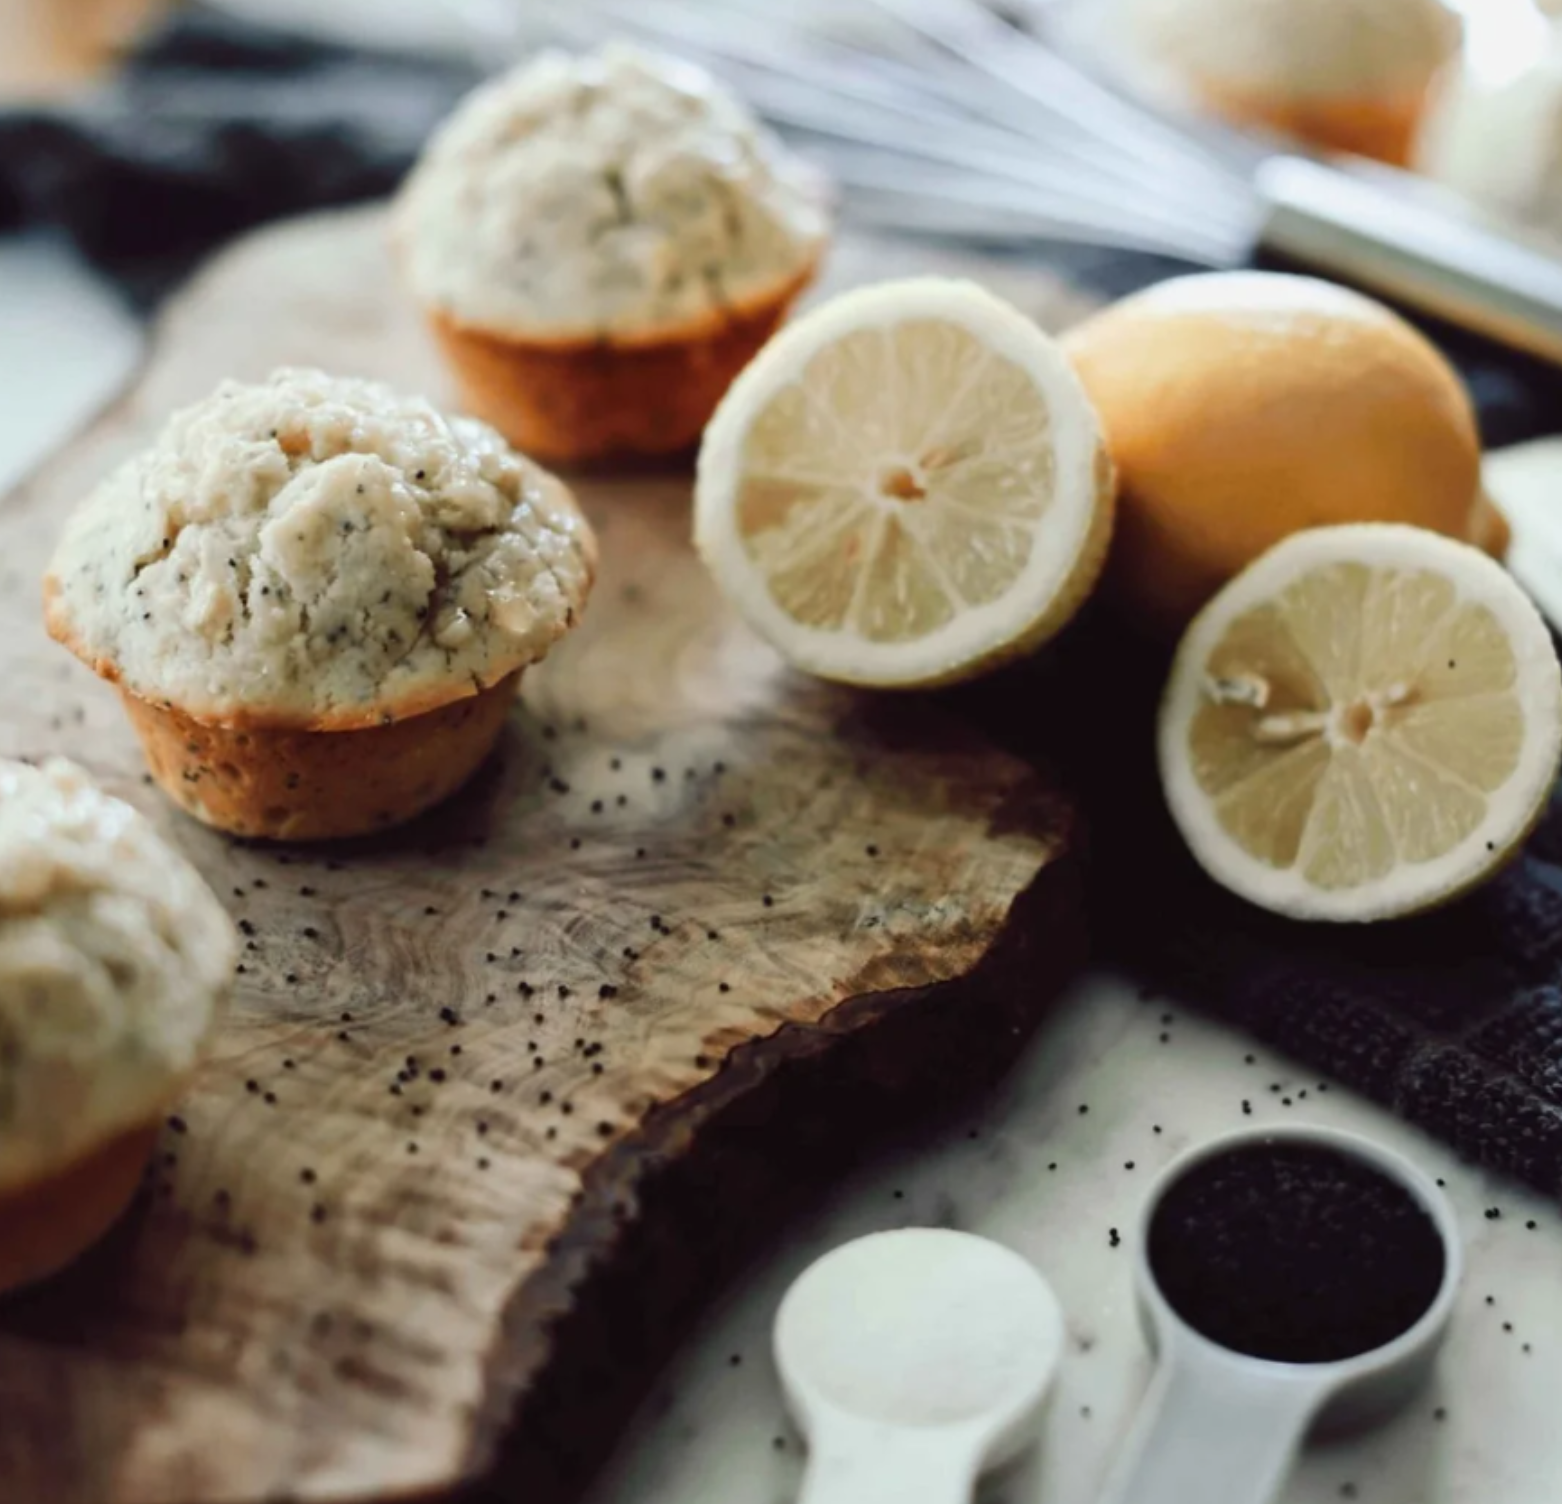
(0, 208, 1093, 1504)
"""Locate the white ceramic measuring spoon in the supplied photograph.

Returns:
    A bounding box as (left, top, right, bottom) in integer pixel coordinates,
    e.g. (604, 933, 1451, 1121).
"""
(774, 1227, 1064, 1504)
(1097, 1124, 1463, 1504)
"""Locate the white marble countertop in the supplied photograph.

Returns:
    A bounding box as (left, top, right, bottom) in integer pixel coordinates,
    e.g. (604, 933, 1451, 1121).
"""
(5, 235, 1558, 1504)
(583, 972, 1562, 1504)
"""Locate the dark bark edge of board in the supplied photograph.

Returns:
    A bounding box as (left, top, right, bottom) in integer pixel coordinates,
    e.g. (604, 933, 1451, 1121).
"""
(453, 777, 1086, 1504)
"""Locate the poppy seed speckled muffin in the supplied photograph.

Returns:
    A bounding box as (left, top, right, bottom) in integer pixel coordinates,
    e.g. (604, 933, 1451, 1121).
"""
(0, 758, 236, 1290)
(44, 368, 596, 840)
(393, 42, 832, 464)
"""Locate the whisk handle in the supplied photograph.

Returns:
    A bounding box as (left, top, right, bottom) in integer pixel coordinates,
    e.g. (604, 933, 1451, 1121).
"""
(1257, 155, 1562, 365)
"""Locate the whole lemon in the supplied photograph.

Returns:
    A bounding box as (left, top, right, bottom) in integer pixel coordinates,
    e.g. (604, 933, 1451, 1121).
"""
(1062, 271, 1499, 636)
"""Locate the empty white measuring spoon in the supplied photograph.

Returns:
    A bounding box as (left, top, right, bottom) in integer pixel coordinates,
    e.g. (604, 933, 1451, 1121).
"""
(774, 1227, 1064, 1504)
(1097, 1124, 1463, 1504)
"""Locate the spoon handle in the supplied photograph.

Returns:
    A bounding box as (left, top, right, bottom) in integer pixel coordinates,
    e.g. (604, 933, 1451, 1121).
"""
(798, 1417, 985, 1504)
(1095, 1344, 1321, 1504)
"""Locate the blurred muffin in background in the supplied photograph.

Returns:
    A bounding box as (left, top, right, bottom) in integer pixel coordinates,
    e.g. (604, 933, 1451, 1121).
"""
(1127, 0, 1462, 165)
(394, 42, 832, 466)
(1418, 21, 1562, 242)
(0, 757, 235, 1291)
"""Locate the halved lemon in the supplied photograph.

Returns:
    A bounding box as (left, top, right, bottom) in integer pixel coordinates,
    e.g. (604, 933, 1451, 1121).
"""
(695, 278, 1113, 687)
(1160, 523, 1562, 922)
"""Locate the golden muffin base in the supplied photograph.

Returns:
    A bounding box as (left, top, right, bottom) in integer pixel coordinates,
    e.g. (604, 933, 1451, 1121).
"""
(427, 268, 816, 467)
(121, 671, 522, 842)
(0, 1124, 159, 1294)
(1191, 77, 1433, 166)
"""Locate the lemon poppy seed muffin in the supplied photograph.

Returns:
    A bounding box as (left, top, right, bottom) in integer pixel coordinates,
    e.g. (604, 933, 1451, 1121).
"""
(1128, 0, 1462, 165)
(44, 368, 596, 840)
(393, 42, 832, 464)
(0, 758, 236, 1290)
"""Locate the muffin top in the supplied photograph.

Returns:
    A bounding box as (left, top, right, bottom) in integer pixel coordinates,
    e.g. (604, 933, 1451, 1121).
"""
(1129, 0, 1461, 98)
(0, 758, 236, 1192)
(393, 42, 831, 342)
(45, 368, 596, 729)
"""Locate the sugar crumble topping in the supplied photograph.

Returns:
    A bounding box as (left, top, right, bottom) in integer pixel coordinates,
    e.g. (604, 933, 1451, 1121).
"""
(393, 42, 830, 341)
(46, 368, 596, 726)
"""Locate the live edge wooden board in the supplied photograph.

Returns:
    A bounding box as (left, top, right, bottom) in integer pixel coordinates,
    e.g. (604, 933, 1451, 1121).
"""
(0, 209, 1092, 1504)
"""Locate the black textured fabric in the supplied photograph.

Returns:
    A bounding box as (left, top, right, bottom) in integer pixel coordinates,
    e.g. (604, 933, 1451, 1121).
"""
(0, 5, 477, 308)
(8, 7, 1562, 1194)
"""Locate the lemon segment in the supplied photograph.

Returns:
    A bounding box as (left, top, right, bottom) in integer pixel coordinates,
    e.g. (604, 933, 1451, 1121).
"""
(1160, 524, 1562, 921)
(696, 278, 1112, 688)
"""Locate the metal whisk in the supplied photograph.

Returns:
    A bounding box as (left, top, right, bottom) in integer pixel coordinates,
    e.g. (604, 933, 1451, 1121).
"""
(458, 0, 1562, 361)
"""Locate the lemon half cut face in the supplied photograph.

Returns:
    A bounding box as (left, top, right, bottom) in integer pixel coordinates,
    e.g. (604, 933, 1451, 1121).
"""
(696, 278, 1113, 688)
(1160, 524, 1562, 922)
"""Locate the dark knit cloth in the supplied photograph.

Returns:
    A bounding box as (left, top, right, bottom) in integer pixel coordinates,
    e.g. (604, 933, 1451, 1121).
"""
(9, 6, 1562, 1195)
(958, 612, 1562, 1201)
